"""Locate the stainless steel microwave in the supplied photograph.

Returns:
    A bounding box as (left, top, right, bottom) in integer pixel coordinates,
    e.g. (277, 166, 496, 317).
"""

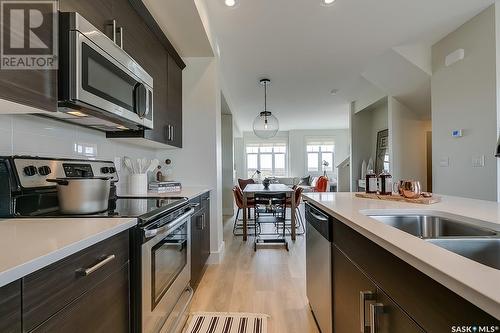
(57, 12, 153, 131)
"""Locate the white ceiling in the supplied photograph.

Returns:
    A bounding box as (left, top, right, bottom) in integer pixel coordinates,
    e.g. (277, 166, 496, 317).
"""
(198, 0, 494, 131)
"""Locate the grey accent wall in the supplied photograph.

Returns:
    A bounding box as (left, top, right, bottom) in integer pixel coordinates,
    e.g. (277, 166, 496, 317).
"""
(431, 5, 498, 201)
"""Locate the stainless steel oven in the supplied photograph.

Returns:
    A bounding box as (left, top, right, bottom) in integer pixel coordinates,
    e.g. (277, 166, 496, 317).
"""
(140, 205, 194, 333)
(58, 12, 153, 131)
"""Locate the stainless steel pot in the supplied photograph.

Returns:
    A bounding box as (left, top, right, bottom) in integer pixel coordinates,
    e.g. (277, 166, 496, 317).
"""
(46, 177, 111, 214)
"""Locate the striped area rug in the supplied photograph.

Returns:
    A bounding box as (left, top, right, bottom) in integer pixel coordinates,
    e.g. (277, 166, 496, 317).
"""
(184, 312, 269, 333)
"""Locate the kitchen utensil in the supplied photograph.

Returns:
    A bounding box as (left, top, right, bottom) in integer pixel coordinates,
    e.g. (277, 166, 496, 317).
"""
(401, 180, 422, 199)
(46, 177, 111, 214)
(124, 157, 135, 173)
(129, 174, 148, 195)
(147, 159, 159, 173)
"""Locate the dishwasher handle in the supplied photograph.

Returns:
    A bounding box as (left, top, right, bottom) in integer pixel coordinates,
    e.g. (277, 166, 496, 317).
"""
(305, 203, 333, 242)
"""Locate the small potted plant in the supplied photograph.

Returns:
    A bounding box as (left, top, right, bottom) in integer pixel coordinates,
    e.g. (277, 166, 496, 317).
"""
(322, 160, 330, 177)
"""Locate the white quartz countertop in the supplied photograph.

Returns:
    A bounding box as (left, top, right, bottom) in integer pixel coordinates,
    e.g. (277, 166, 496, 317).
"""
(0, 217, 137, 288)
(302, 192, 500, 319)
(117, 186, 211, 200)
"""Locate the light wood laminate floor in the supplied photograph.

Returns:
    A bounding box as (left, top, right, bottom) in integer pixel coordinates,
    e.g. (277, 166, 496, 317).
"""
(189, 211, 320, 333)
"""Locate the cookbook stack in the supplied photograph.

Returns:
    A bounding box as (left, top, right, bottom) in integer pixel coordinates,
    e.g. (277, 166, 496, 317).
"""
(149, 181, 182, 193)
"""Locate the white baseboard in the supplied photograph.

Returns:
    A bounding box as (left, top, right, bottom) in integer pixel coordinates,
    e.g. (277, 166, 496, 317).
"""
(207, 241, 225, 265)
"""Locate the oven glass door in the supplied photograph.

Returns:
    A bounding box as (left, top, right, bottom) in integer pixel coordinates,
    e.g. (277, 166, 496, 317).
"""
(81, 42, 139, 113)
(151, 221, 188, 308)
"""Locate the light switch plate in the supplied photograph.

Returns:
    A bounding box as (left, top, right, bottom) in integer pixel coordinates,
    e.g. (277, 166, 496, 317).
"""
(472, 155, 485, 168)
(439, 157, 449, 167)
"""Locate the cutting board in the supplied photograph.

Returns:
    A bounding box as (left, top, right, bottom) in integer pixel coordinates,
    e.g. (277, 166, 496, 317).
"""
(355, 192, 441, 205)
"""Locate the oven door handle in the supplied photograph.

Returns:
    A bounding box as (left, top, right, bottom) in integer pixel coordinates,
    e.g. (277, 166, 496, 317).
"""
(144, 207, 194, 238)
(160, 239, 187, 252)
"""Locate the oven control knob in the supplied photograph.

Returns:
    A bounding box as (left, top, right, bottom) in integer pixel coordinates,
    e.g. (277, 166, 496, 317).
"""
(38, 166, 51, 176)
(23, 165, 38, 176)
(101, 167, 110, 174)
(109, 167, 116, 173)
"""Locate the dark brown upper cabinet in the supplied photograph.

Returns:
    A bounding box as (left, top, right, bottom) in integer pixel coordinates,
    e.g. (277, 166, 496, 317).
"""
(59, 0, 113, 35)
(0, 0, 119, 114)
(106, 0, 184, 148)
(0, 1, 57, 113)
(2, 0, 185, 148)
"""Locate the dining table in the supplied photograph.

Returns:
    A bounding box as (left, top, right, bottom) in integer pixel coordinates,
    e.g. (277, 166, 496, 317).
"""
(242, 183, 296, 241)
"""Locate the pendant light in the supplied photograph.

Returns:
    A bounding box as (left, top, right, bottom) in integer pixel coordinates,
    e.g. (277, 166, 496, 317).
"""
(253, 78, 279, 139)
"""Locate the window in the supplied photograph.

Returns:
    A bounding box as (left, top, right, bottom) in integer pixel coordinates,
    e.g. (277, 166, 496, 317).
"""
(246, 142, 287, 178)
(306, 139, 334, 175)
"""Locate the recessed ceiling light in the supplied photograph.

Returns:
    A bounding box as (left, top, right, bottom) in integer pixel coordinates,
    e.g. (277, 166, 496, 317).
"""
(225, 0, 236, 7)
(322, 0, 336, 6)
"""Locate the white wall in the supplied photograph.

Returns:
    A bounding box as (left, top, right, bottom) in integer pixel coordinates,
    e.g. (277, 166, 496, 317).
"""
(389, 97, 429, 190)
(161, 57, 224, 259)
(370, 101, 389, 164)
(432, 5, 498, 201)
(350, 98, 388, 189)
(234, 129, 350, 182)
(234, 136, 245, 180)
(0, 114, 158, 193)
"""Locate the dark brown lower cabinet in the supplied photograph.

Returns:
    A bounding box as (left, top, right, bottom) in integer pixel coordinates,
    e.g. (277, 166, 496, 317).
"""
(0, 280, 21, 333)
(23, 231, 129, 331)
(31, 264, 130, 333)
(333, 245, 423, 333)
(0, 231, 131, 333)
(328, 212, 500, 332)
(190, 192, 211, 288)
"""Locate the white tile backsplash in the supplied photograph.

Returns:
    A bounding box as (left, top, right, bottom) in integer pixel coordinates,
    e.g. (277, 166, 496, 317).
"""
(0, 114, 159, 190)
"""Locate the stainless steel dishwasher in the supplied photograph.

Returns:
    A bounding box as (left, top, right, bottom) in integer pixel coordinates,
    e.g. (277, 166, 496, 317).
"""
(305, 203, 333, 333)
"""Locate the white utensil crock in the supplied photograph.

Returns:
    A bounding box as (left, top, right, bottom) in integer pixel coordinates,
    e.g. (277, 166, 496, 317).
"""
(129, 174, 148, 195)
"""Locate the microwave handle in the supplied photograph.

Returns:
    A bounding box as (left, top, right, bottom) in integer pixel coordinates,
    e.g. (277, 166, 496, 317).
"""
(106, 20, 117, 44)
(116, 26, 124, 49)
(134, 83, 147, 118)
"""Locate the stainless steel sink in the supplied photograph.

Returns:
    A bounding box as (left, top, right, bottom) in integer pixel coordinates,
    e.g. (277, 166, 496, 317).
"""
(367, 215, 498, 238)
(425, 238, 500, 270)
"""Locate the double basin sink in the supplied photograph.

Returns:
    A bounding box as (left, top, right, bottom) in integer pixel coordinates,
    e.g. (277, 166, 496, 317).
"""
(365, 214, 500, 270)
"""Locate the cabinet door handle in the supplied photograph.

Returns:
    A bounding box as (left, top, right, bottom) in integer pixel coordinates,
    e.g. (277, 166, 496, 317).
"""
(360, 291, 376, 332)
(171, 125, 175, 141)
(369, 303, 384, 333)
(167, 125, 173, 141)
(116, 26, 124, 49)
(78, 254, 116, 276)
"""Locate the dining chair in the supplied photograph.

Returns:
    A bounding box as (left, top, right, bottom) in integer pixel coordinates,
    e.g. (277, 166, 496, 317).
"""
(232, 186, 258, 236)
(237, 178, 255, 191)
(285, 186, 305, 235)
(254, 191, 288, 251)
